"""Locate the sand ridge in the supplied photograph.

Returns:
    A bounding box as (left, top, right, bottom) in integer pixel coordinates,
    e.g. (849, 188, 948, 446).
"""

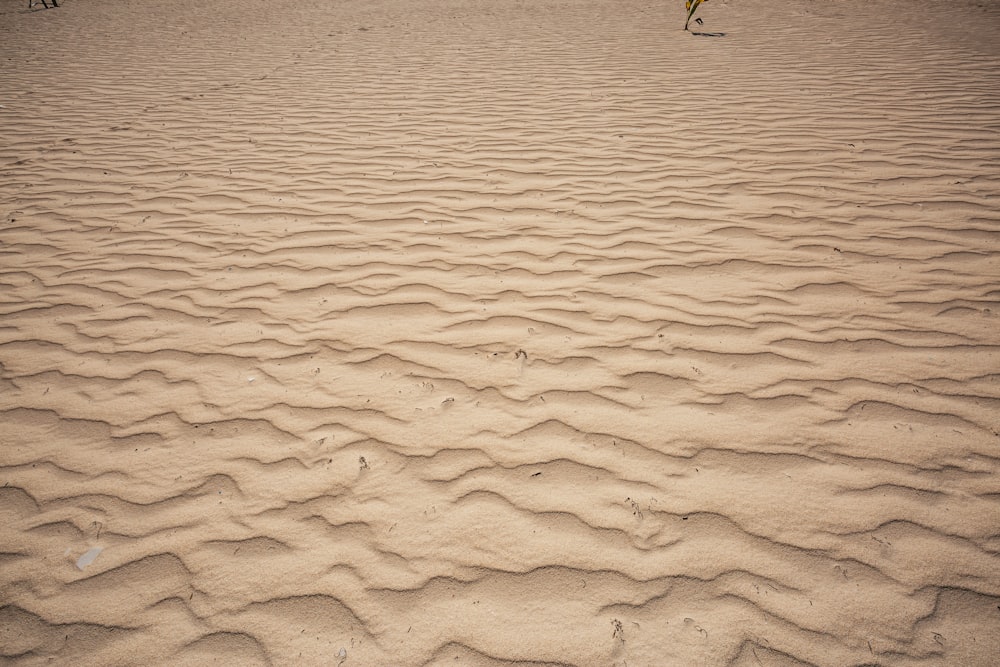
(2, 0, 1000, 664)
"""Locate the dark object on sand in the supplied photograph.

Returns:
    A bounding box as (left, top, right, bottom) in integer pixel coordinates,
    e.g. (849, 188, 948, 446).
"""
(684, 0, 707, 31)
(29, 0, 59, 8)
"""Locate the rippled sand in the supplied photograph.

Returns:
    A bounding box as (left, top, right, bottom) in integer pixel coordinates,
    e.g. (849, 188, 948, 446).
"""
(2, 0, 999, 664)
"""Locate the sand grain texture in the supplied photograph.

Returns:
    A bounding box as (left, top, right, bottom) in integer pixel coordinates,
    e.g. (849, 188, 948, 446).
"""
(2, 0, 1000, 664)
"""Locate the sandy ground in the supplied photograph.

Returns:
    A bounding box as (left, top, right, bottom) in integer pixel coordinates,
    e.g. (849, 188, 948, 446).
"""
(2, 0, 1000, 664)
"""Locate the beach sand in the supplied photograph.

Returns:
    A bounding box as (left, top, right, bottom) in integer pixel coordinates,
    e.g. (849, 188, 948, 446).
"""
(2, 0, 999, 664)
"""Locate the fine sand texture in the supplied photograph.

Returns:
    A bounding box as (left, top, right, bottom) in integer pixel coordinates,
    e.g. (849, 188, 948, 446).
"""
(2, 0, 1000, 664)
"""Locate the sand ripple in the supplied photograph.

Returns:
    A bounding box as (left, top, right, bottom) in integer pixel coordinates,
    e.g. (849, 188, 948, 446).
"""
(2, 0, 1000, 664)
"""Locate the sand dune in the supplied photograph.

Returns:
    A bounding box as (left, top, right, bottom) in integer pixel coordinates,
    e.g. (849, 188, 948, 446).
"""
(2, 0, 999, 664)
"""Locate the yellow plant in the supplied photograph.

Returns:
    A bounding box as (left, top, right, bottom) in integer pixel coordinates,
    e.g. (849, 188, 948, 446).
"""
(684, 0, 708, 31)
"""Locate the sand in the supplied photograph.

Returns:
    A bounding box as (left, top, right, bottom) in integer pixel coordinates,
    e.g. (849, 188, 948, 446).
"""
(2, 0, 999, 664)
